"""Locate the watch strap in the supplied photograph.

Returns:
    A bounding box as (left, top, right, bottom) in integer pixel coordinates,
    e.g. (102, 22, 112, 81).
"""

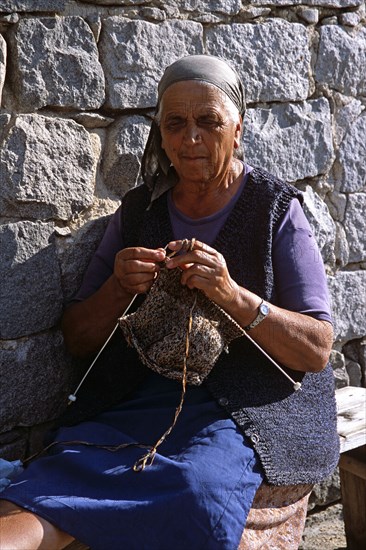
(245, 300, 269, 331)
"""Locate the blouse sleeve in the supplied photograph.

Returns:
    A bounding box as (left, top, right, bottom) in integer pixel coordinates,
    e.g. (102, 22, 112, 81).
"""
(72, 206, 124, 302)
(272, 199, 332, 323)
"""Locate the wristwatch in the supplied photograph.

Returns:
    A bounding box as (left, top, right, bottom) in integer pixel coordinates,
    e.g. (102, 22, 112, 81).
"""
(245, 300, 270, 331)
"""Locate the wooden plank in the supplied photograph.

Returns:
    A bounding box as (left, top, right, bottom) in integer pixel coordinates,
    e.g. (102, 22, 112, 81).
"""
(339, 431, 366, 453)
(340, 461, 366, 549)
(336, 386, 366, 413)
(339, 453, 366, 480)
(336, 387, 366, 453)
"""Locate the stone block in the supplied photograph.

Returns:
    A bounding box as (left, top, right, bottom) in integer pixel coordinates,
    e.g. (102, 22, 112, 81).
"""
(0, 114, 95, 220)
(339, 12, 361, 26)
(325, 192, 347, 222)
(343, 337, 366, 384)
(0, 221, 63, 339)
(0, 332, 72, 433)
(328, 270, 366, 343)
(102, 115, 151, 199)
(333, 367, 350, 388)
(316, 26, 366, 97)
(59, 215, 112, 304)
(0, 34, 6, 102)
(99, 17, 203, 109)
(243, 99, 333, 183)
(10, 16, 105, 111)
(308, 469, 341, 509)
(343, 193, 366, 263)
(179, 0, 241, 14)
(329, 350, 349, 389)
(302, 186, 336, 269)
(299, 8, 319, 24)
(336, 114, 366, 193)
(0, 1, 66, 12)
(333, 97, 363, 149)
(206, 19, 310, 103)
(345, 359, 362, 386)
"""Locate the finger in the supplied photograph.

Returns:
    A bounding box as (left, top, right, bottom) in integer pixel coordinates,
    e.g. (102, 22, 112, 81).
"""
(122, 272, 157, 294)
(167, 239, 212, 255)
(180, 264, 212, 288)
(166, 247, 219, 270)
(119, 259, 161, 275)
(118, 247, 166, 262)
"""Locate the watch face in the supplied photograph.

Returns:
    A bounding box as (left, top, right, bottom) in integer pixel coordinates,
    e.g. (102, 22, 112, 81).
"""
(260, 303, 270, 316)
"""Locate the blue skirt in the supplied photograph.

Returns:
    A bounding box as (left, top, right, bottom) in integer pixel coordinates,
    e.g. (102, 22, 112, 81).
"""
(2, 373, 263, 550)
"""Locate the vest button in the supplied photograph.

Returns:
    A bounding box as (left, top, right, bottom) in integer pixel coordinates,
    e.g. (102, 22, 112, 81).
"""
(218, 397, 229, 407)
(250, 433, 260, 444)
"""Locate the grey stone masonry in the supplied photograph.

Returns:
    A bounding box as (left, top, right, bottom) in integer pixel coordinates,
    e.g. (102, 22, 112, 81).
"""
(328, 270, 366, 343)
(99, 17, 203, 109)
(302, 186, 336, 270)
(343, 193, 366, 263)
(335, 114, 366, 193)
(59, 215, 112, 304)
(0, 114, 96, 220)
(0, 331, 72, 433)
(102, 115, 151, 198)
(243, 99, 334, 183)
(206, 20, 311, 103)
(10, 17, 105, 111)
(0, 220, 63, 339)
(316, 26, 366, 97)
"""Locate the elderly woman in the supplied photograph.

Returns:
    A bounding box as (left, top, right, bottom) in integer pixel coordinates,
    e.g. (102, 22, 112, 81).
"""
(0, 55, 338, 549)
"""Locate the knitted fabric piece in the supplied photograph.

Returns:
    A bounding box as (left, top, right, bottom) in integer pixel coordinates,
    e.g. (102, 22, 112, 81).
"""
(119, 267, 244, 385)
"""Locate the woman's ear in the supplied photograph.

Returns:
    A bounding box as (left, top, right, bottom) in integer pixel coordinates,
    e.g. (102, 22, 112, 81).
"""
(233, 117, 243, 149)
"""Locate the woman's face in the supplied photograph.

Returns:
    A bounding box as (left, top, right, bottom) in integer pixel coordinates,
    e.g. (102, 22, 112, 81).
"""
(159, 81, 242, 185)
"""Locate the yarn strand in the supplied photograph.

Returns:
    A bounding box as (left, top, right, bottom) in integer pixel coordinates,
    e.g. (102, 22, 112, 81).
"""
(133, 293, 197, 472)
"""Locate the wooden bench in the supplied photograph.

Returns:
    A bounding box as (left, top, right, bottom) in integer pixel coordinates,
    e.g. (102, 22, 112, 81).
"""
(336, 385, 366, 550)
(66, 385, 366, 550)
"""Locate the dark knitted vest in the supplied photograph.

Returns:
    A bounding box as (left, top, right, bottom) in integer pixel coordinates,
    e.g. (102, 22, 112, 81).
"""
(60, 167, 339, 485)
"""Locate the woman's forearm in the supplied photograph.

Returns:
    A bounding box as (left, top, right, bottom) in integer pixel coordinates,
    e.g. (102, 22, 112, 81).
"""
(227, 286, 334, 373)
(61, 275, 134, 358)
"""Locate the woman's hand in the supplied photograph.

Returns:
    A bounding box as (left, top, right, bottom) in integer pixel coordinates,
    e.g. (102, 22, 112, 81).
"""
(165, 239, 240, 309)
(62, 246, 166, 357)
(114, 246, 166, 296)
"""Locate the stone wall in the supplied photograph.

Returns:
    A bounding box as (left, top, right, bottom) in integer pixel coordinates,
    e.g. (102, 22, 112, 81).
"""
(0, 0, 365, 512)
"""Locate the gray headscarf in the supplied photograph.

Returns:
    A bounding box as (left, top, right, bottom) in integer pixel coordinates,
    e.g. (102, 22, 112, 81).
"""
(140, 55, 246, 204)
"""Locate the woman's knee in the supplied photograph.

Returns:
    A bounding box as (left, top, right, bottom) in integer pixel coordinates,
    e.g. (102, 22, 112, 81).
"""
(0, 499, 74, 550)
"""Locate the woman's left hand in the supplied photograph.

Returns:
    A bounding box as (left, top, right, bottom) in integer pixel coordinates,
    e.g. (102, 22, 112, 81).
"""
(165, 239, 240, 309)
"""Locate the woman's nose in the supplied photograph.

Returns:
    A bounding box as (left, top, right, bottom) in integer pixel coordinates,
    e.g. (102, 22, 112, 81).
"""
(183, 121, 201, 143)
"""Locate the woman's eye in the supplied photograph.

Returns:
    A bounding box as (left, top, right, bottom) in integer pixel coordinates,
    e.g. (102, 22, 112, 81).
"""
(197, 117, 221, 128)
(164, 118, 186, 130)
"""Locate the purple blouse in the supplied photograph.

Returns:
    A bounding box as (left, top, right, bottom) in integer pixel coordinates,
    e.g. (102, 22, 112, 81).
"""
(74, 169, 332, 324)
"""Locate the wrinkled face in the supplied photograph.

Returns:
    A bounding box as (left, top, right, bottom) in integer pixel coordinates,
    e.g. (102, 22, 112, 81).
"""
(159, 81, 242, 184)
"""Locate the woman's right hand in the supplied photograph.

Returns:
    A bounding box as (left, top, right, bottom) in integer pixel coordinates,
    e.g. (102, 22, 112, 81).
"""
(114, 247, 166, 296)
